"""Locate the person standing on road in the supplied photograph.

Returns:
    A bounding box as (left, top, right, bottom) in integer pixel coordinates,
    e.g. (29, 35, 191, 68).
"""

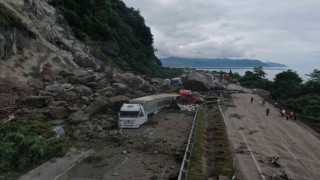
(266, 107, 270, 116)
(251, 96, 254, 103)
(293, 112, 297, 120)
(282, 109, 286, 117)
(286, 112, 289, 120)
(290, 111, 294, 119)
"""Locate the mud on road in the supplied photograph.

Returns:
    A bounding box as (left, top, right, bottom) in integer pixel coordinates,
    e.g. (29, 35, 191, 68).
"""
(224, 85, 320, 180)
(55, 109, 195, 180)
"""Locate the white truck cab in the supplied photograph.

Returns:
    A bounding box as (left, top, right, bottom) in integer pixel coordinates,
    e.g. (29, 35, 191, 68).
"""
(118, 93, 180, 128)
(118, 104, 147, 128)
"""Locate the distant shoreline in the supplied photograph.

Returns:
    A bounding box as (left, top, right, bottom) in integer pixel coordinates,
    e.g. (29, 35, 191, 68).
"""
(193, 67, 288, 70)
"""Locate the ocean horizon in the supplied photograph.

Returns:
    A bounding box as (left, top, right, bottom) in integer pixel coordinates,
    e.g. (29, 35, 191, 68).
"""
(195, 66, 313, 81)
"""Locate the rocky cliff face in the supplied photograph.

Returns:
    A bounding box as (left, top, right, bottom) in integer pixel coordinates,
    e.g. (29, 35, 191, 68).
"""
(0, 0, 103, 81)
(0, 0, 106, 117)
(0, 0, 176, 123)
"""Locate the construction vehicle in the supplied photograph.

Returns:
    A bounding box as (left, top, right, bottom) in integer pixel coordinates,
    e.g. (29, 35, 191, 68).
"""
(118, 94, 179, 128)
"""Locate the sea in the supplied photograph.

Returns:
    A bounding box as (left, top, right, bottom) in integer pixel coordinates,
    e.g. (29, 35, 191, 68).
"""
(196, 66, 314, 82)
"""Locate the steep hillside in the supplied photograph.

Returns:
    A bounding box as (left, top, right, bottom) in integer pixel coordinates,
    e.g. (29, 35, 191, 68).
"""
(0, 0, 101, 80)
(0, 0, 181, 119)
(50, 0, 177, 77)
(0, 0, 181, 81)
(0, 1, 181, 175)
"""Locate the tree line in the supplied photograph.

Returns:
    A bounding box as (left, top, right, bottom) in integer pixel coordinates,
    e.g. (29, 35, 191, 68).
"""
(234, 67, 320, 124)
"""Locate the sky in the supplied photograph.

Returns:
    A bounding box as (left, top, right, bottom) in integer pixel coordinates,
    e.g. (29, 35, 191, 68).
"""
(122, 0, 320, 69)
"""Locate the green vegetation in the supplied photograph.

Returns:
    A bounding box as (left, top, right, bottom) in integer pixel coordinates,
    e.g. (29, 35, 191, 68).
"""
(236, 67, 320, 125)
(50, 0, 182, 78)
(211, 108, 233, 176)
(188, 106, 233, 179)
(0, 114, 68, 174)
(188, 109, 206, 180)
(238, 66, 272, 90)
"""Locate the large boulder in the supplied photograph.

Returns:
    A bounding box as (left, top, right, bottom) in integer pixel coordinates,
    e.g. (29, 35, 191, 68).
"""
(112, 83, 128, 95)
(45, 83, 74, 93)
(122, 73, 135, 82)
(149, 78, 170, 90)
(69, 70, 95, 85)
(47, 101, 68, 108)
(49, 107, 70, 119)
(109, 95, 129, 111)
(112, 72, 136, 84)
(56, 91, 77, 102)
(96, 115, 117, 129)
(141, 82, 156, 93)
(19, 96, 51, 108)
(78, 121, 94, 134)
(27, 78, 44, 90)
(112, 73, 125, 83)
(183, 71, 214, 92)
(68, 110, 90, 124)
(97, 86, 116, 97)
(127, 76, 145, 90)
(85, 98, 109, 115)
(75, 85, 92, 95)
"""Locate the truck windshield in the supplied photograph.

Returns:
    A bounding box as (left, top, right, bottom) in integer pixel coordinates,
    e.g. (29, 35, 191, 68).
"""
(120, 111, 139, 118)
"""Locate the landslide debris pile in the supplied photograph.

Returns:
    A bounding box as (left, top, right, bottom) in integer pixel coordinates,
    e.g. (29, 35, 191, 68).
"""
(3, 69, 172, 136)
(0, 0, 181, 120)
(0, 69, 173, 176)
(0, 1, 183, 176)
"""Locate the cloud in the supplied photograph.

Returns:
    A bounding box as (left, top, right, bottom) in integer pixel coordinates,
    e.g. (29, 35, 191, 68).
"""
(122, 0, 320, 67)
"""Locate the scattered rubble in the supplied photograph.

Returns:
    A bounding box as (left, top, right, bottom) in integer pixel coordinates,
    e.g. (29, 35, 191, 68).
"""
(235, 143, 259, 154)
(248, 130, 258, 135)
(68, 110, 90, 124)
(178, 104, 199, 112)
(268, 156, 281, 168)
(229, 113, 244, 119)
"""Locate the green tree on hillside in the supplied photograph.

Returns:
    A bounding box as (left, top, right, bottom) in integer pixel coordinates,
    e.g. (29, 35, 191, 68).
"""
(253, 66, 266, 78)
(50, 0, 175, 77)
(304, 69, 320, 96)
(306, 69, 320, 82)
(271, 69, 303, 100)
(239, 68, 272, 90)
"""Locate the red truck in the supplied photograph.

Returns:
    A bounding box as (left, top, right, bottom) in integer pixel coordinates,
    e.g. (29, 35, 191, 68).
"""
(178, 90, 198, 104)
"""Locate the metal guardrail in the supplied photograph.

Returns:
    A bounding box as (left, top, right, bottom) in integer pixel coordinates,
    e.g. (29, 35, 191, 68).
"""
(177, 103, 202, 180)
(177, 99, 236, 180)
(218, 104, 227, 127)
(178, 101, 215, 180)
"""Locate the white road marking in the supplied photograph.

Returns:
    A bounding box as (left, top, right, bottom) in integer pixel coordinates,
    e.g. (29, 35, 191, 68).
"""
(241, 93, 315, 180)
(52, 163, 76, 180)
(232, 117, 266, 180)
(261, 119, 316, 180)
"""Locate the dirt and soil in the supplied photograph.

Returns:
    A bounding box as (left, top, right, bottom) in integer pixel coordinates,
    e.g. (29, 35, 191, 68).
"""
(224, 84, 320, 180)
(47, 109, 195, 180)
(0, 77, 32, 120)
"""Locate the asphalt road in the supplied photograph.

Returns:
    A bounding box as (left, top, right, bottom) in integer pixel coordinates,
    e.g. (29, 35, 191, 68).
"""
(224, 85, 320, 180)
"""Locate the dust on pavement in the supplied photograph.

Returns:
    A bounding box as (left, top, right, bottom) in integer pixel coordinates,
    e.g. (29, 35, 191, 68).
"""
(224, 86, 320, 180)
